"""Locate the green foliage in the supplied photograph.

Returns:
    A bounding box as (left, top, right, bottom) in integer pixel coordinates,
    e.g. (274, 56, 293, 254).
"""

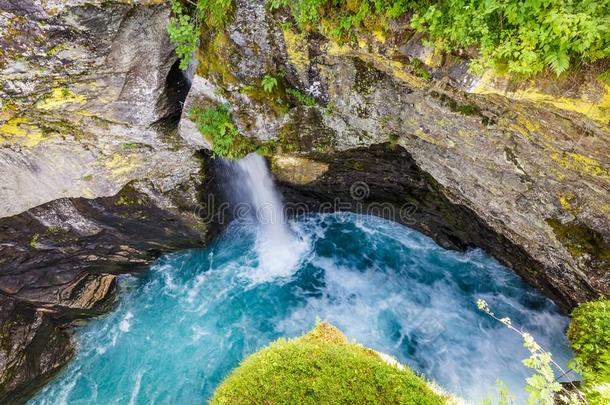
(167, 0, 200, 70)
(286, 87, 316, 106)
(598, 69, 610, 84)
(481, 380, 515, 405)
(168, 0, 234, 70)
(410, 0, 610, 76)
(476, 299, 586, 405)
(269, 0, 610, 77)
(261, 75, 279, 93)
(189, 104, 256, 159)
(210, 322, 446, 404)
(520, 333, 562, 405)
(410, 59, 431, 81)
(190, 104, 279, 159)
(568, 298, 610, 404)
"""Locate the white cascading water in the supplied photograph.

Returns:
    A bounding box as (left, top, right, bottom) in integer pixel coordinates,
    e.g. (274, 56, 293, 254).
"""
(227, 153, 307, 282)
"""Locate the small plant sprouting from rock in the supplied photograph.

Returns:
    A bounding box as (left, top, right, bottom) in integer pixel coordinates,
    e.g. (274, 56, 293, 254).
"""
(167, 0, 200, 70)
(167, 0, 234, 70)
(29, 233, 39, 249)
(190, 104, 282, 159)
(476, 299, 587, 405)
(261, 75, 279, 93)
(189, 104, 255, 159)
(286, 88, 316, 106)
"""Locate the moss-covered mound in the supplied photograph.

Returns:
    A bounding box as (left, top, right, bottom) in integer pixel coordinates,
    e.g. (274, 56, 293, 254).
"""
(210, 322, 447, 405)
(568, 298, 610, 404)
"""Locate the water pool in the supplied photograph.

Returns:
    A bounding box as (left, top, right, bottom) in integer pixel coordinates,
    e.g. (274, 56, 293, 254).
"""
(30, 212, 572, 404)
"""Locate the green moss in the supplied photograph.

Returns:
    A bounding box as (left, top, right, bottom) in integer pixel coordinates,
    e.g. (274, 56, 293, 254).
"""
(598, 69, 610, 85)
(388, 132, 399, 145)
(410, 59, 431, 81)
(119, 142, 140, 150)
(197, 31, 238, 86)
(45, 226, 67, 242)
(46, 43, 66, 56)
(546, 218, 610, 262)
(210, 322, 447, 405)
(240, 81, 291, 117)
(277, 120, 302, 153)
(353, 58, 385, 95)
(115, 185, 147, 207)
(29, 233, 39, 248)
(82, 175, 93, 182)
(568, 299, 610, 404)
(429, 91, 479, 116)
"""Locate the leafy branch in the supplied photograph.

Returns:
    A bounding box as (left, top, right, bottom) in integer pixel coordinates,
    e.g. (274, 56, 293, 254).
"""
(477, 299, 588, 405)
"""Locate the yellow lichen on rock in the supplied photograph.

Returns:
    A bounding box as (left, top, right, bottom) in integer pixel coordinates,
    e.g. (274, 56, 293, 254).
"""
(36, 87, 87, 110)
(326, 41, 427, 90)
(414, 128, 444, 146)
(551, 152, 610, 179)
(557, 191, 576, 212)
(472, 71, 610, 124)
(105, 153, 139, 178)
(282, 27, 309, 75)
(0, 117, 47, 147)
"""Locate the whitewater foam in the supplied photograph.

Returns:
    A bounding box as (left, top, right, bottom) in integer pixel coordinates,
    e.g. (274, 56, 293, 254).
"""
(30, 213, 572, 405)
(226, 153, 309, 282)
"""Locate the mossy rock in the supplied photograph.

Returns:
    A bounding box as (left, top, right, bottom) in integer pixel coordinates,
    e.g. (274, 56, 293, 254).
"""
(210, 322, 448, 404)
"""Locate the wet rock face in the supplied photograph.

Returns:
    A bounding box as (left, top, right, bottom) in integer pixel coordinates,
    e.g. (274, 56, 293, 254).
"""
(182, 0, 609, 310)
(0, 297, 73, 405)
(0, 179, 208, 403)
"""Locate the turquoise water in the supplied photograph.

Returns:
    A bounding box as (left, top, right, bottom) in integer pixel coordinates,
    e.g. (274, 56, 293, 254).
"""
(30, 213, 572, 404)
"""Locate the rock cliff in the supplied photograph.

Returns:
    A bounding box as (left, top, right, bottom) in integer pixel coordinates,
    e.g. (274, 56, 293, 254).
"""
(0, 0, 609, 402)
(0, 1, 206, 402)
(181, 0, 609, 310)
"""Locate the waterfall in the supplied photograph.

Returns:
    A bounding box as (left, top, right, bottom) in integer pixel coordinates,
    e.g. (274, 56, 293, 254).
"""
(223, 153, 307, 282)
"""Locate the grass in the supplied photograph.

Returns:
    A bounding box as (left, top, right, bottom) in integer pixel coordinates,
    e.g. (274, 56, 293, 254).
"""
(568, 298, 610, 404)
(210, 322, 447, 404)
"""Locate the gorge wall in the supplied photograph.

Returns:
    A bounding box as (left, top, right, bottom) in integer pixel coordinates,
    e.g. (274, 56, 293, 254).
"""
(0, 1, 207, 402)
(0, 0, 609, 403)
(180, 0, 609, 310)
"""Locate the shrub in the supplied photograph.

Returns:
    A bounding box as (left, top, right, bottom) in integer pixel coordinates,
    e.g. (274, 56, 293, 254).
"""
(410, 0, 610, 76)
(477, 299, 587, 404)
(568, 298, 610, 404)
(210, 322, 448, 404)
(269, 0, 610, 77)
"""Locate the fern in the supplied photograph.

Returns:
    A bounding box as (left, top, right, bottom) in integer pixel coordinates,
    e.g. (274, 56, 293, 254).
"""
(261, 75, 279, 93)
